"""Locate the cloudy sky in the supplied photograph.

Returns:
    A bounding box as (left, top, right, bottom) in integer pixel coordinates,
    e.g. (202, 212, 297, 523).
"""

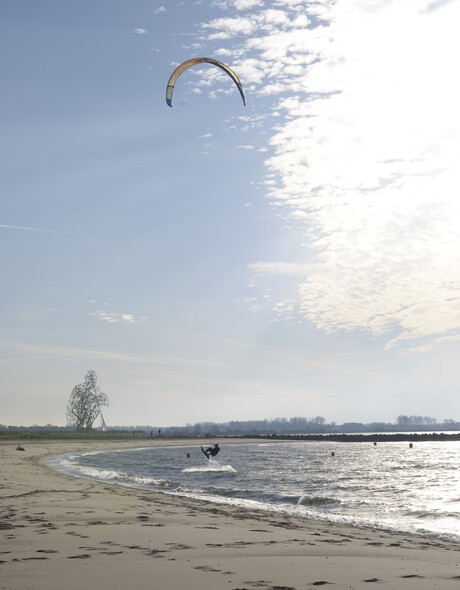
(2, 0, 460, 427)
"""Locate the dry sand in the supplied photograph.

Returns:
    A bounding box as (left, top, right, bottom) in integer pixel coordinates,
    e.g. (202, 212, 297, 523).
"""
(1, 439, 459, 590)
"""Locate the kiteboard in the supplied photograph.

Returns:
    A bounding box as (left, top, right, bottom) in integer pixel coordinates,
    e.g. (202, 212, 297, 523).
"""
(200, 446, 210, 460)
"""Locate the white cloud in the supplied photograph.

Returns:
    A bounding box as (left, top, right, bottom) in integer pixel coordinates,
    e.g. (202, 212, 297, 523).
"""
(89, 302, 146, 325)
(210, 0, 265, 8)
(234, 0, 265, 8)
(134, 28, 147, 34)
(203, 17, 258, 37)
(120, 314, 136, 323)
(203, 0, 460, 350)
(92, 310, 135, 324)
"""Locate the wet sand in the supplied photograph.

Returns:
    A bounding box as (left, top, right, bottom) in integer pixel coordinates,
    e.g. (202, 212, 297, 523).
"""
(1, 439, 459, 589)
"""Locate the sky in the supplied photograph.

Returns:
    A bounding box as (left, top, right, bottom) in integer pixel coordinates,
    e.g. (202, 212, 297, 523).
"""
(1, 0, 460, 427)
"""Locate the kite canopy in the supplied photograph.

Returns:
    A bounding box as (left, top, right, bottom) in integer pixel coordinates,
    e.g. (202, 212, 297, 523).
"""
(166, 57, 246, 107)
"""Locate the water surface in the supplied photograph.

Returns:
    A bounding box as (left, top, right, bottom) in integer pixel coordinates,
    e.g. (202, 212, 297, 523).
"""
(50, 441, 460, 542)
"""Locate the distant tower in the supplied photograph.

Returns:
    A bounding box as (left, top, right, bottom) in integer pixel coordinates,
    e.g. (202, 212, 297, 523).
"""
(100, 412, 107, 432)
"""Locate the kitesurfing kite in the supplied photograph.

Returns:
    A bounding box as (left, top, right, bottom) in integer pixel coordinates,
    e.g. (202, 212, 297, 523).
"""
(166, 58, 246, 107)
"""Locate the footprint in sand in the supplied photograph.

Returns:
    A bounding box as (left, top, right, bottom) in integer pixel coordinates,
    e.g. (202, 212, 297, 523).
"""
(194, 565, 222, 573)
(165, 543, 192, 550)
(137, 514, 149, 521)
(65, 531, 87, 538)
(143, 549, 166, 557)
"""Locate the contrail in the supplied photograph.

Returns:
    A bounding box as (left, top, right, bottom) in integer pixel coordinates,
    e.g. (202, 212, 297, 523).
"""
(0, 224, 83, 236)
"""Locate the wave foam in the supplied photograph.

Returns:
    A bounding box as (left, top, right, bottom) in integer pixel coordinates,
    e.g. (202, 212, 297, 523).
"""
(183, 462, 237, 474)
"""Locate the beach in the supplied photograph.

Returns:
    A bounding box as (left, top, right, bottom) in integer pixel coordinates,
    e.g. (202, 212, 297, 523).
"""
(1, 440, 459, 590)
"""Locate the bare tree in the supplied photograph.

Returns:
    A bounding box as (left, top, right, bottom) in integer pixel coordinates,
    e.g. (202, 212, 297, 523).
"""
(66, 370, 109, 431)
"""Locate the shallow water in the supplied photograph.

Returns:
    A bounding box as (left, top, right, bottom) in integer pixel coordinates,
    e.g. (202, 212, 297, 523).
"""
(49, 441, 460, 542)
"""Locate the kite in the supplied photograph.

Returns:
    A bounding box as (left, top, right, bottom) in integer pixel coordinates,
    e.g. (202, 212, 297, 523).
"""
(166, 58, 246, 107)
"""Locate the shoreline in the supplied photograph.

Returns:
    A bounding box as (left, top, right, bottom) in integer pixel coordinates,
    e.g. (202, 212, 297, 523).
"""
(1, 440, 460, 589)
(48, 441, 459, 545)
(3, 431, 460, 443)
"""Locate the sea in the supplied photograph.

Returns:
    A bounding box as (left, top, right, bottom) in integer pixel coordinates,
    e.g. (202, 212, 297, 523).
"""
(49, 440, 460, 543)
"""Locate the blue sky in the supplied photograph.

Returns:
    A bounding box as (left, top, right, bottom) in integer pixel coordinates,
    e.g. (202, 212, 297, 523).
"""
(2, 0, 460, 427)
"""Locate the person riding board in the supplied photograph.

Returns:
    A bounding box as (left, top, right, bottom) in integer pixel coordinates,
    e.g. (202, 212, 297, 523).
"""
(203, 443, 220, 459)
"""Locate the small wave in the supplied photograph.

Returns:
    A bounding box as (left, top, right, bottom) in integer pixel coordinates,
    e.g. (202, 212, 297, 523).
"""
(56, 459, 123, 481)
(51, 455, 174, 489)
(404, 508, 460, 520)
(131, 476, 174, 488)
(203, 486, 241, 497)
(298, 494, 341, 508)
(74, 466, 164, 487)
(182, 462, 237, 474)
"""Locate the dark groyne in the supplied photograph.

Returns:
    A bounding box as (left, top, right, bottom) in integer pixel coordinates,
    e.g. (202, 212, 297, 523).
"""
(237, 432, 460, 442)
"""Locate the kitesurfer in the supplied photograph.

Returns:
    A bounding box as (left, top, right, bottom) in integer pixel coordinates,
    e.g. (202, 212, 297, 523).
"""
(204, 444, 220, 459)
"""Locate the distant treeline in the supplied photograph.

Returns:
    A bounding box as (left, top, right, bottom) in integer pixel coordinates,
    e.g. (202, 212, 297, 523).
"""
(2, 415, 459, 436)
(140, 415, 460, 436)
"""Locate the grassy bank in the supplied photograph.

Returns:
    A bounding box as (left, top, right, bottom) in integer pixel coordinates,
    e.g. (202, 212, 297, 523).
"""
(0, 430, 170, 441)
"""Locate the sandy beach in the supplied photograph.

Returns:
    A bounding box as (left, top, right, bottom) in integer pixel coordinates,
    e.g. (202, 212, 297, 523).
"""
(1, 440, 459, 590)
